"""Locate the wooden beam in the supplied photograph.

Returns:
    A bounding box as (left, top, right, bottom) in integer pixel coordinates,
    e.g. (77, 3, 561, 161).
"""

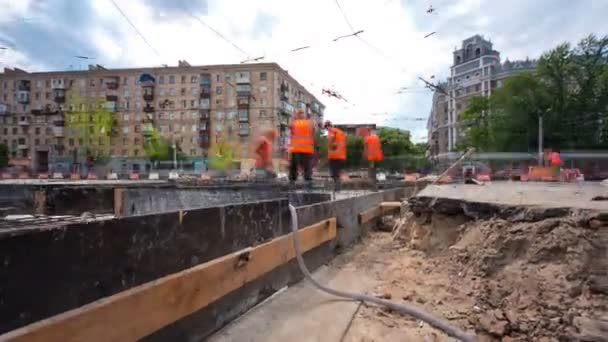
(358, 206, 381, 224)
(381, 201, 402, 214)
(113, 188, 124, 218)
(0, 218, 336, 342)
(33, 190, 46, 216)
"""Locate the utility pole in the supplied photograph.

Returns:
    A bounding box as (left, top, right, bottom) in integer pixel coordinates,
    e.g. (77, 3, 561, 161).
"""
(172, 141, 177, 170)
(538, 114, 544, 166)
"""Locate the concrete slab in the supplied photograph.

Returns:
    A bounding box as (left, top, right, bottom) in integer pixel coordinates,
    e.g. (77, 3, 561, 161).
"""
(418, 181, 608, 210)
(209, 264, 377, 342)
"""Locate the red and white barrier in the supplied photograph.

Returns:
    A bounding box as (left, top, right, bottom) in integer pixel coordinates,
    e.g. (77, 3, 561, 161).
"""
(1, 172, 12, 179)
(128, 172, 139, 180)
(38, 173, 49, 179)
(87, 173, 98, 180)
(70, 173, 81, 180)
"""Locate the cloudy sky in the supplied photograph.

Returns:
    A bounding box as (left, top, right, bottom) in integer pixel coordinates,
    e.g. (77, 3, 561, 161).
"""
(0, 0, 606, 142)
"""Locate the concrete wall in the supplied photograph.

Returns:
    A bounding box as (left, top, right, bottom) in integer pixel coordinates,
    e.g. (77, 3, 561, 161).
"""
(0, 187, 413, 340)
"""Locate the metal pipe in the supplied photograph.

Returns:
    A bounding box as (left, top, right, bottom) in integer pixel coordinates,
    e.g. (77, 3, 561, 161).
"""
(288, 204, 475, 342)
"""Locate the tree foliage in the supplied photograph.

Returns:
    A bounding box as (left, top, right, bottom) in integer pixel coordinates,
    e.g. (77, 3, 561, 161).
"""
(459, 34, 608, 152)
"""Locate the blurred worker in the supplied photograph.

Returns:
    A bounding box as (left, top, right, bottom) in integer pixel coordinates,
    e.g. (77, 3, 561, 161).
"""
(550, 150, 561, 180)
(363, 129, 383, 191)
(324, 120, 346, 191)
(289, 109, 315, 186)
(254, 128, 277, 179)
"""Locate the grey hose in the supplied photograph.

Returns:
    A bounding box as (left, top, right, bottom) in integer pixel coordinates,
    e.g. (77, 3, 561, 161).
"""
(288, 204, 476, 342)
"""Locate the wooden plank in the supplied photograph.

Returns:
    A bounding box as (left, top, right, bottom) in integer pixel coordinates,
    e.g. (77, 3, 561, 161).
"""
(358, 206, 381, 224)
(380, 201, 402, 214)
(113, 188, 124, 218)
(33, 190, 46, 216)
(0, 218, 337, 342)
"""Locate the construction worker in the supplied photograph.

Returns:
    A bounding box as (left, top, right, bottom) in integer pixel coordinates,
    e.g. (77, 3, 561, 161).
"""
(289, 109, 315, 186)
(324, 120, 346, 191)
(254, 128, 277, 179)
(363, 129, 383, 191)
(550, 151, 562, 180)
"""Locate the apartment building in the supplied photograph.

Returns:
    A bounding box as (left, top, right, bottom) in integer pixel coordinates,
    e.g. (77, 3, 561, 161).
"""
(0, 62, 324, 173)
(428, 35, 537, 160)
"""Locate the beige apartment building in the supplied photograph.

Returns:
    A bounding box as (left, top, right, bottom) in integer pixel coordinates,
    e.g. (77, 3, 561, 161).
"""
(428, 35, 537, 161)
(0, 62, 324, 174)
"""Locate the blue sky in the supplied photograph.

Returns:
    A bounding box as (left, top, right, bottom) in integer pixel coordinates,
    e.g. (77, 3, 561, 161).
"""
(1, 0, 607, 142)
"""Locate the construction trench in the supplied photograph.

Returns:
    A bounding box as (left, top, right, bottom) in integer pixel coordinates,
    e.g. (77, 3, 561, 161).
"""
(0, 180, 607, 341)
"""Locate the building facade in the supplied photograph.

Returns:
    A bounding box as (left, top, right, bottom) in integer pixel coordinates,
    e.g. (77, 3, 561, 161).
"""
(334, 123, 376, 137)
(428, 35, 537, 160)
(0, 62, 324, 174)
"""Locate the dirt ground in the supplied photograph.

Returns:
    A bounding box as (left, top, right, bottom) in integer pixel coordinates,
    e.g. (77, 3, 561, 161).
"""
(340, 211, 608, 342)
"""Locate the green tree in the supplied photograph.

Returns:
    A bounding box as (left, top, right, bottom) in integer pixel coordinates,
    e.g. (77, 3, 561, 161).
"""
(460, 34, 608, 152)
(0, 144, 8, 168)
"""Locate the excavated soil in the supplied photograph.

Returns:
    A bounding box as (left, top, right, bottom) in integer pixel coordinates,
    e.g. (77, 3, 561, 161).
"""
(344, 199, 608, 342)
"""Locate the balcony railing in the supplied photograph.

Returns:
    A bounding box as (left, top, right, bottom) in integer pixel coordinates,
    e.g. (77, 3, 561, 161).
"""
(238, 128, 249, 136)
(18, 118, 30, 126)
(199, 110, 210, 120)
(51, 79, 65, 90)
(139, 73, 156, 87)
(199, 99, 210, 110)
(143, 93, 154, 102)
(104, 77, 119, 90)
(54, 89, 66, 103)
(280, 101, 294, 115)
(52, 127, 64, 137)
(104, 101, 117, 112)
(0, 104, 8, 115)
(17, 80, 31, 91)
(17, 144, 29, 150)
(17, 91, 30, 104)
(143, 105, 155, 113)
(238, 110, 249, 122)
(236, 84, 251, 95)
(200, 74, 211, 86)
(235, 72, 251, 84)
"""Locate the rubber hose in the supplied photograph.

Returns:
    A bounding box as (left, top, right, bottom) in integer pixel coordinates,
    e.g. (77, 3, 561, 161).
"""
(288, 204, 476, 342)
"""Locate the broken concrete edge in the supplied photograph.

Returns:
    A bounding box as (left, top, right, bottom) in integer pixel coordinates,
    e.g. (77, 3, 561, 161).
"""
(0, 187, 414, 337)
(409, 195, 608, 227)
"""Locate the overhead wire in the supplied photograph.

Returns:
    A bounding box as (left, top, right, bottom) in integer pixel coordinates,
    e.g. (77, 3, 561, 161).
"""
(109, 0, 162, 61)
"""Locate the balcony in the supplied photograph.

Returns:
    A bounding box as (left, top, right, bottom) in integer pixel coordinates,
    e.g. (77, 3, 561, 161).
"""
(53, 89, 66, 103)
(200, 73, 211, 86)
(280, 101, 294, 115)
(17, 90, 30, 104)
(17, 144, 29, 150)
(200, 87, 211, 98)
(18, 118, 30, 126)
(238, 110, 249, 122)
(53, 144, 65, 151)
(199, 110, 210, 120)
(280, 115, 290, 126)
(104, 101, 117, 112)
(199, 134, 210, 149)
(143, 92, 154, 102)
(143, 105, 155, 113)
(139, 73, 156, 87)
(236, 84, 251, 95)
(235, 71, 251, 84)
(52, 127, 64, 137)
(199, 98, 210, 110)
(51, 78, 65, 89)
(238, 128, 249, 136)
(106, 95, 118, 102)
(17, 80, 31, 91)
(104, 76, 119, 90)
(0, 104, 8, 115)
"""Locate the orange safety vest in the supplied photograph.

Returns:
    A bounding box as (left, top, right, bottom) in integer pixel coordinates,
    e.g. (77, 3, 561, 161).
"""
(364, 134, 383, 161)
(328, 127, 346, 160)
(289, 119, 314, 154)
(255, 136, 272, 168)
(550, 152, 561, 166)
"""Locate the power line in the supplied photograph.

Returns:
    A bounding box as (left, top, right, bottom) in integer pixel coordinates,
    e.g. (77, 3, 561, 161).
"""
(186, 13, 249, 57)
(109, 0, 162, 60)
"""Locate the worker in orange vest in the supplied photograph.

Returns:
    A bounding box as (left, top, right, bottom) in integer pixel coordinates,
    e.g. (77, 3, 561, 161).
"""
(363, 129, 383, 190)
(289, 109, 315, 185)
(550, 151, 561, 180)
(254, 128, 277, 179)
(324, 120, 346, 191)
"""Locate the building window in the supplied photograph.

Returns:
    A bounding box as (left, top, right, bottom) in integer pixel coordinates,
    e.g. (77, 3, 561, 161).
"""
(191, 124, 197, 132)
(45, 92, 50, 99)
(159, 75, 165, 84)
(169, 88, 175, 96)
(181, 100, 187, 108)
(123, 114, 129, 121)
(123, 126, 129, 134)
(35, 127, 41, 135)
(259, 110, 266, 118)
(122, 137, 128, 145)
(160, 88, 165, 96)
(169, 75, 175, 84)
(180, 88, 186, 96)
(12, 127, 17, 134)
(191, 75, 198, 83)
(134, 138, 140, 145)
(181, 75, 186, 83)
(135, 125, 140, 133)
(134, 149, 139, 156)
(216, 74, 220, 82)
(216, 86, 223, 95)
(260, 72, 267, 81)
(122, 149, 127, 156)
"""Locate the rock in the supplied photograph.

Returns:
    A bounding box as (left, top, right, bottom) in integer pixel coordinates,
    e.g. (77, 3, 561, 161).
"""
(588, 276, 608, 295)
(588, 219, 603, 230)
(479, 310, 510, 336)
(572, 316, 607, 341)
(415, 296, 426, 304)
(376, 292, 392, 299)
(568, 283, 583, 297)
